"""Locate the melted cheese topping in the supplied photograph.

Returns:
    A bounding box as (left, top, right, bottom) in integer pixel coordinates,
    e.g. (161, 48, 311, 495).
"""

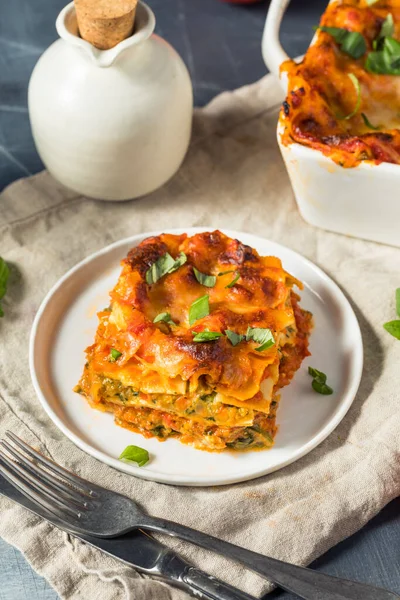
(281, 0, 400, 167)
(76, 231, 312, 451)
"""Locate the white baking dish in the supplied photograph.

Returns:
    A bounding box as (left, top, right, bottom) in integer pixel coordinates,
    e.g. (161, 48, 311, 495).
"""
(262, 0, 400, 248)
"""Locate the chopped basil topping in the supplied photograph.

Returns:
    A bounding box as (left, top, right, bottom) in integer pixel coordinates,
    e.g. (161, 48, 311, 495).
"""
(338, 74, 361, 120)
(246, 327, 275, 352)
(189, 295, 209, 325)
(153, 312, 176, 325)
(218, 270, 236, 276)
(193, 267, 216, 288)
(192, 330, 223, 342)
(0, 257, 10, 318)
(379, 14, 394, 42)
(145, 252, 187, 285)
(361, 113, 380, 130)
(225, 329, 245, 346)
(317, 26, 367, 59)
(109, 348, 122, 362)
(366, 36, 400, 75)
(225, 272, 240, 288)
(119, 445, 149, 467)
(308, 366, 333, 395)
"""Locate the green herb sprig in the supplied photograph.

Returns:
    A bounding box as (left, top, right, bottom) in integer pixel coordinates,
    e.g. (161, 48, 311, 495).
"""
(225, 330, 245, 346)
(119, 445, 149, 467)
(366, 15, 400, 75)
(377, 13, 394, 45)
(246, 326, 276, 352)
(153, 312, 176, 325)
(193, 267, 216, 288)
(0, 258, 10, 318)
(317, 26, 367, 59)
(361, 113, 380, 130)
(224, 327, 275, 351)
(109, 348, 122, 362)
(189, 295, 210, 325)
(225, 272, 240, 289)
(192, 330, 223, 342)
(338, 73, 361, 120)
(146, 252, 187, 285)
(383, 288, 400, 340)
(308, 366, 333, 395)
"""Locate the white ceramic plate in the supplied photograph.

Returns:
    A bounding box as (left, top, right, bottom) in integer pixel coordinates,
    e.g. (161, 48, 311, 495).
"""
(30, 228, 363, 487)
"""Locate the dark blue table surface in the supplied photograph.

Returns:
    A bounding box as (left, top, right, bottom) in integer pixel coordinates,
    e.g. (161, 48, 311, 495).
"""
(0, 0, 399, 598)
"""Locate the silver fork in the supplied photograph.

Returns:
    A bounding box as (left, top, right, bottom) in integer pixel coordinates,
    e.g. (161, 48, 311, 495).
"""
(0, 431, 399, 600)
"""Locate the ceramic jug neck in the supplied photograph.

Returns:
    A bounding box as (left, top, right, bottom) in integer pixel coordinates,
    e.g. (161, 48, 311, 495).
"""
(56, 1, 155, 68)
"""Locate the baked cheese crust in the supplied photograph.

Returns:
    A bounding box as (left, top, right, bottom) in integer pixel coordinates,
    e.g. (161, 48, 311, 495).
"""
(75, 231, 312, 451)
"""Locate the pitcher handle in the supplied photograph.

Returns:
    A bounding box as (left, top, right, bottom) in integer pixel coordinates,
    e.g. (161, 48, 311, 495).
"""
(262, 0, 292, 84)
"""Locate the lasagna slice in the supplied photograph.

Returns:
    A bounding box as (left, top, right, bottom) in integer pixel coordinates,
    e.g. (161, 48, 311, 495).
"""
(75, 231, 312, 452)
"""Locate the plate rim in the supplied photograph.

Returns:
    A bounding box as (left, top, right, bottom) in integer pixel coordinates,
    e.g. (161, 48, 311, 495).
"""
(29, 227, 364, 486)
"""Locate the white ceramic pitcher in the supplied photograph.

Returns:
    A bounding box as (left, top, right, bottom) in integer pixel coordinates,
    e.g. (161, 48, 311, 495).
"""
(28, 2, 193, 201)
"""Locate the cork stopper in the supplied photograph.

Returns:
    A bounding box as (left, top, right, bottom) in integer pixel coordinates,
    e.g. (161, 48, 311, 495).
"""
(74, 0, 138, 50)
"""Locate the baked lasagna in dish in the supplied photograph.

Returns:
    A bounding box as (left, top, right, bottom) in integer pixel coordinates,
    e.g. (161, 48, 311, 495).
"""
(75, 231, 312, 452)
(280, 0, 400, 167)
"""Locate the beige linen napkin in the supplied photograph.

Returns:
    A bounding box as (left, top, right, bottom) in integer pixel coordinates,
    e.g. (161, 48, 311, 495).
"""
(0, 73, 399, 600)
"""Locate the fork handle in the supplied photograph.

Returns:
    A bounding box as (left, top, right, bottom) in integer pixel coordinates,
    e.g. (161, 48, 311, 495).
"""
(138, 516, 400, 600)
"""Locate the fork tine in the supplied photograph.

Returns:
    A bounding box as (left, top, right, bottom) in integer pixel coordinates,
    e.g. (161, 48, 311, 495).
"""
(0, 447, 81, 518)
(1, 440, 91, 507)
(6, 431, 97, 496)
(0, 455, 78, 524)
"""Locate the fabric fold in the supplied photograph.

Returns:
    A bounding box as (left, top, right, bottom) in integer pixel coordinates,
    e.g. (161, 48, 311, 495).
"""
(0, 73, 399, 599)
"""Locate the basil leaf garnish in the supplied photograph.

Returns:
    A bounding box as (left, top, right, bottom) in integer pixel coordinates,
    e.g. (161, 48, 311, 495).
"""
(189, 295, 209, 325)
(145, 252, 187, 284)
(308, 366, 333, 394)
(0, 257, 9, 318)
(374, 13, 394, 48)
(383, 320, 400, 340)
(308, 366, 327, 383)
(226, 272, 240, 289)
(193, 267, 216, 288)
(361, 113, 380, 130)
(396, 288, 400, 317)
(338, 74, 361, 120)
(246, 327, 275, 352)
(119, 445, 149, 467)
(218, 270, 236, 276)
(318, 26, 367, 59)
(192, 330, 223, 342)
(109, 348, 122, 362)
(312, 380, 334, 395)
(153, 312, 176, 325)
(366, 37, 400, 75)
(225, 330, 245, 346)
(380, 14, 394, 41)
